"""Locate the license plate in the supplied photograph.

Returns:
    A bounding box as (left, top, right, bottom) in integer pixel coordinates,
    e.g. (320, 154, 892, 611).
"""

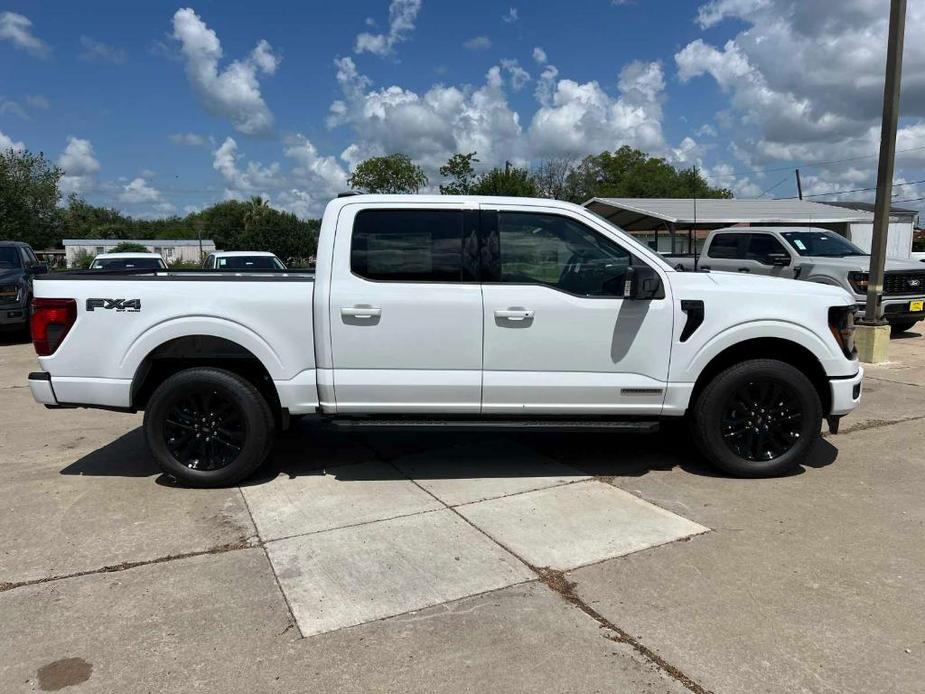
(910, 300, 924, 312)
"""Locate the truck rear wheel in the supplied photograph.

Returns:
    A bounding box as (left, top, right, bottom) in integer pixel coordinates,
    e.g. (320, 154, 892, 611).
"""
(143, 367, 274, 487)
(689, 359, 821, 477)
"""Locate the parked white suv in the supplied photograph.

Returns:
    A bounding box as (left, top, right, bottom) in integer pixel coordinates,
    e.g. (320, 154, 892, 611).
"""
(89, 253, 167, 270)
(28, 196, 863, 486)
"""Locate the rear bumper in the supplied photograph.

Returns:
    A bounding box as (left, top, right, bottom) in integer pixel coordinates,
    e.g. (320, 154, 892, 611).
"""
(28, 371, 58, 406)
(829, 368, 864, 417)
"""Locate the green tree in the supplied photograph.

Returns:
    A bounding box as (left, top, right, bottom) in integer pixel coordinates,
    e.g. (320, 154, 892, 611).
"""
(243, 195, 271, 232)
(562, 146, 731, 203)
(531, 157, 575, 200)
(348, 153, 428, 194)
(110, 241, 149, 253)
(0, 148, 62, 249)
(471, 164, 538, 197)
(439, 152, 480, 194)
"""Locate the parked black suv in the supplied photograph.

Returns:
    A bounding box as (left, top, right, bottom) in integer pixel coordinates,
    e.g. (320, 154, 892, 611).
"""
(0, 241, 47, 335)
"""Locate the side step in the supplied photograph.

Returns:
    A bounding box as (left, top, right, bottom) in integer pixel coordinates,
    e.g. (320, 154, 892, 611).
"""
(322, 418, 660, 433)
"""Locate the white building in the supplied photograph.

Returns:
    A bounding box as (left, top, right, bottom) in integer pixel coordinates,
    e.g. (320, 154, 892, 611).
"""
(62, 239, 216, 268)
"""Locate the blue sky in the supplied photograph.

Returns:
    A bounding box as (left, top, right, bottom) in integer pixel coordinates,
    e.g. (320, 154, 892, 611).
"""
(2, 0, 924, 219)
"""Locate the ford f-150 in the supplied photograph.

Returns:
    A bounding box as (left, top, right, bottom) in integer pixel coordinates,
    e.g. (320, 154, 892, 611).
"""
(27, 196, 863, 486)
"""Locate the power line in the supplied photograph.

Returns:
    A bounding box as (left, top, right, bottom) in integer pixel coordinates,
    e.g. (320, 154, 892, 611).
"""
(777, 177, 925, 200)
(758, 174, 791, 198)
(707, 144, 925, 181)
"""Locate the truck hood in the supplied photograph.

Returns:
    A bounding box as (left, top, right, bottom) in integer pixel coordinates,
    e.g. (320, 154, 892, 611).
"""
(793, 255, 925, 272)
(699, 270, 852, 301)
(0, 268, 25, 285)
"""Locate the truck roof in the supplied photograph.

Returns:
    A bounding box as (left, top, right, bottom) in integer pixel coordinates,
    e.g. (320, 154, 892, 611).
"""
(211, 251, 278, 257)
(92, 252, 164, 259)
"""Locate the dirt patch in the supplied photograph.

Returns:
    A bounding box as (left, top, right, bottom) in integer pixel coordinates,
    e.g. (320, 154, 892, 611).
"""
(37, 657, 92, 691)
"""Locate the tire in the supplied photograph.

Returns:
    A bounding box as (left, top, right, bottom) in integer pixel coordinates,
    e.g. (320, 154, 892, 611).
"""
(143, 367, 275, 487)
(890, 320, 918, 334)
(689, 359, 822, 477)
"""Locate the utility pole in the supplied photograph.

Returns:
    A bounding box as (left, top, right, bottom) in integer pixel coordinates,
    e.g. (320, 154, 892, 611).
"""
(795, 169, 803, 200)
(857, 0, 906, 362)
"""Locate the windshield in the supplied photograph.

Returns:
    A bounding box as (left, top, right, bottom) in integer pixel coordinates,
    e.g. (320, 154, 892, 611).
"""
(780, 231, 867, 257)
(216, 255, 286, 270)
(0, 247, 23, 269)
(90, 257, 166, 270)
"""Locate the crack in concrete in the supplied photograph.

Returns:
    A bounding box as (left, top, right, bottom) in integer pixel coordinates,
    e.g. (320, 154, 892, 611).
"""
(0, 541, 252, 593)
(824, 412, 925, 437)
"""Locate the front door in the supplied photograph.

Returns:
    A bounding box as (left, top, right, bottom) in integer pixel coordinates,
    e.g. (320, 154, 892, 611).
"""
(480, 206, 674, 415)
(328, 205, 483, 413)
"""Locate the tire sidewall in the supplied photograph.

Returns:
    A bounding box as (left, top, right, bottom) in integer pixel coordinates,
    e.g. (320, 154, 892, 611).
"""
(144, 368, 272, 487)
(695, 360, 821, 477)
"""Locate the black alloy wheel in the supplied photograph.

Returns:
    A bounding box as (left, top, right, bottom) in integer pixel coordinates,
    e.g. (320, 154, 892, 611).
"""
(163, 388, 247, 471)
(720, 378, 803, 461)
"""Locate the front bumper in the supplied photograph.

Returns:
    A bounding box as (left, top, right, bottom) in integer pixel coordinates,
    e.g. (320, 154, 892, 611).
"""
(0, 303, 28, 326)
(855, 296, 925, 324)
(829, 367, 864, 417)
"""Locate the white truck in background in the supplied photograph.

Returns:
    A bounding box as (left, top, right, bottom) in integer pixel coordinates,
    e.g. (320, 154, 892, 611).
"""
(667, 226, 925, 333)
(28, 195, 863, 486)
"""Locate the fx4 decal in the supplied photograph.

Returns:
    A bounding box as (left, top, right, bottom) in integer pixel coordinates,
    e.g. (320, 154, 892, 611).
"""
(86, 298, 141, 312)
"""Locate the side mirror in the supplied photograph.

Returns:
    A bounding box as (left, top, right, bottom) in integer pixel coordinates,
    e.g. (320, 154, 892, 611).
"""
(29, 262, 48, 275)
(766, 253, 791, 267)
(623, 264, 665, 300)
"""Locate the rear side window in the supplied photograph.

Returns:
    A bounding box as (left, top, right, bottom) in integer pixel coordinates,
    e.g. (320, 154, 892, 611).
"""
(351, 209, 470, 282)
(707, 233, 746, 259)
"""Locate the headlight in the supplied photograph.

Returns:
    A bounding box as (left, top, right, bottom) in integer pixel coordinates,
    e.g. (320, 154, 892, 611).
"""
(0, 284, 21, 302)
(828, 305, 857, 359)
(848, 271, 869, 294)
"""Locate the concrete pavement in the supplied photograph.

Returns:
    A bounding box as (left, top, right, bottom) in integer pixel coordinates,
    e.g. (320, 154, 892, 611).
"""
(2, 330, 924, 692)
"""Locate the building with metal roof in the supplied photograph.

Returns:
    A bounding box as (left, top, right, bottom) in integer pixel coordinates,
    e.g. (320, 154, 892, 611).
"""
(583, 198, 914, 258)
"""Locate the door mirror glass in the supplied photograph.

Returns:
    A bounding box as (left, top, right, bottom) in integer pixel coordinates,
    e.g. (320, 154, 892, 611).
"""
(623, 264, 664, 300)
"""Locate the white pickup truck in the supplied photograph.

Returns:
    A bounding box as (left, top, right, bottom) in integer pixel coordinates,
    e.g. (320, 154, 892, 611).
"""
(27, 195, 863, 486)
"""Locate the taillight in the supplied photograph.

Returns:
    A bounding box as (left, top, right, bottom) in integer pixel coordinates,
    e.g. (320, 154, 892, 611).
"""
(31, 298, 77, 356)
(828, 305, 857, 359)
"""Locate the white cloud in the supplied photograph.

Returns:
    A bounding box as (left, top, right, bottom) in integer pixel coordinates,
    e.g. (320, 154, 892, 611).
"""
(463, 36, 492, 52)
(0, 129, 25, 152)
(171, 7, 279, 135)
(284, 134, 350, 197)
(212, 136, 282, 198)
(529, 60, 666, 159)
(355, 0, 422, 57)
(58, 137, 101, 195)
(169, 132, 207, 146)
(79, 35, 126, 64)
(532, 47, 547, 65)
(500, 59, 530, 91)
(0, 98, 27, 119)
(0, 12, 49, 57)
(502, 8, 519, 23)
(119, 177, 161, 204)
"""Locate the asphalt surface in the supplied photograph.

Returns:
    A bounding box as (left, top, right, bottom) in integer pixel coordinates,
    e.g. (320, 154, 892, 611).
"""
(1, 330, 923, 693)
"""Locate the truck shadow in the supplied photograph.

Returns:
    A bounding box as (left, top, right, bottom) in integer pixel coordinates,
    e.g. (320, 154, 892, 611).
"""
(60, 421, 838, 485)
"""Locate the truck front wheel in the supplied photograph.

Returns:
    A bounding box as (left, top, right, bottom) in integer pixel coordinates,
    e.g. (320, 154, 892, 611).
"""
(143, 367, 274, 487)
(690, 359, 822, 477)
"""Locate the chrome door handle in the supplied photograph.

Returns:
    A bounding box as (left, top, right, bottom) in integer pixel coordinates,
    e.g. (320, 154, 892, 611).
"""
(341, 306, 382, 319)
(495, 309, 534, 321)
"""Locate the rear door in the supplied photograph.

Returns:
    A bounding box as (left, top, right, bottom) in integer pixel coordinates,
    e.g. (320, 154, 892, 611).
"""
(328, 204, 483, 413)
(479, 206, 674, 415)
(700, 232, 748, 272)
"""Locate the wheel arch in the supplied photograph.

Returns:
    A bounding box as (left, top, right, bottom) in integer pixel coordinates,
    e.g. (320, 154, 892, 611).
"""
(130, 334, 281, 415)
(689, 337, 831, 416)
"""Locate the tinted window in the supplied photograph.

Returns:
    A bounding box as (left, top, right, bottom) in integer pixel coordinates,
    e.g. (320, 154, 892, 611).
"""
(707, 233, 746, 259)
(746, 234, 788, 262)
(0, 247, 24, 268)
(352, 209, 467, 282)
(91, 258, 165, 270)
(216, 256, 285, 270)
(497, 212, 632, 297)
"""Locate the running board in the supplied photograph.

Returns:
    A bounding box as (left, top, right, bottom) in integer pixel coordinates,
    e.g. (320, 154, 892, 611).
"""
(322, 418, 660, 433)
